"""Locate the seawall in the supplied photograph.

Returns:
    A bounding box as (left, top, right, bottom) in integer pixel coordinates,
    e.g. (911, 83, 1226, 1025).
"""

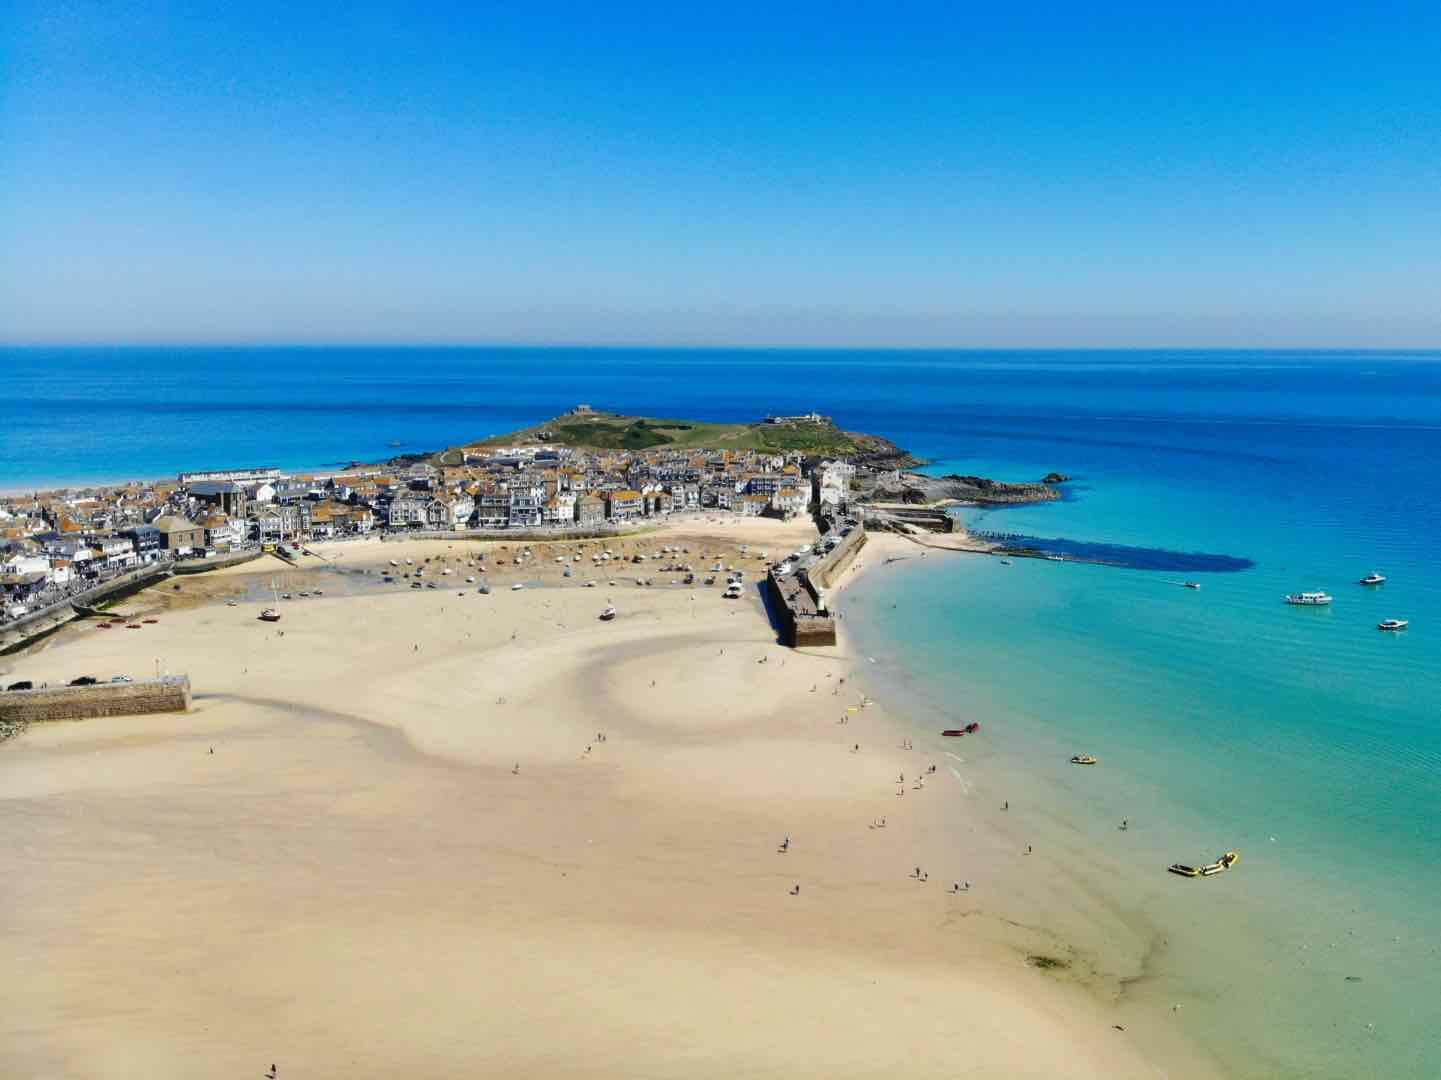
(0, 675, 191, 725)
(768, 524, 867, 648)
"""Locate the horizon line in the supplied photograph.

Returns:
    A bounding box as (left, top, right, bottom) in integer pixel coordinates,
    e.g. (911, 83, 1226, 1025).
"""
(5, 342, 1441, 353)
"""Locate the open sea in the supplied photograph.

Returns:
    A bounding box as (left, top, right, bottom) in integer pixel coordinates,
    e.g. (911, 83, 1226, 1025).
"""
(5, 347, 1441, 1076)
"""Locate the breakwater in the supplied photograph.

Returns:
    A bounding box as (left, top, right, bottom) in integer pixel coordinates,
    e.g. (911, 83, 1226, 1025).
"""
(0, 675, 191, 725)
(768, 524, 867, 647)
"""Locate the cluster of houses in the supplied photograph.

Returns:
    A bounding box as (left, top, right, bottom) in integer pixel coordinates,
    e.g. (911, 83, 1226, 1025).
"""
(1, 446, 859, 622)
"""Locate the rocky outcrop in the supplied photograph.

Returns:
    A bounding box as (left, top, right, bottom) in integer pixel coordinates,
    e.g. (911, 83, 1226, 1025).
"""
(860, 472, 1060, 506)
(1042, 472, 1071, 484)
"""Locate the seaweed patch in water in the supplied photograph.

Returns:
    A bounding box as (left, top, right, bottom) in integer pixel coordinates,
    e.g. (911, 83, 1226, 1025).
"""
(978, 532, 1253, 573)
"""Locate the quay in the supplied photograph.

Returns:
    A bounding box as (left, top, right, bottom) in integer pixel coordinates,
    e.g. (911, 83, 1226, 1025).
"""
(0, 675, 191, 726)
(767, 520, 867, 648)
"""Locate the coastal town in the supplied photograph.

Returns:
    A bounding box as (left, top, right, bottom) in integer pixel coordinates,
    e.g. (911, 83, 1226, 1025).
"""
(0, 411, 871, 625)
(2, 408, 1064, 638)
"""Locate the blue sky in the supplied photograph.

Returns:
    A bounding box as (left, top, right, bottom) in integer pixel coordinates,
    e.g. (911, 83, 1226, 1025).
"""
(2, 2, 1439, 346)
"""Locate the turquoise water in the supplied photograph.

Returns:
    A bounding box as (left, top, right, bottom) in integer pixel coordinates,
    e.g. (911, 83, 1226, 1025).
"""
(836, 362, 1441, 1077)
(6, 347, 1440, 1074)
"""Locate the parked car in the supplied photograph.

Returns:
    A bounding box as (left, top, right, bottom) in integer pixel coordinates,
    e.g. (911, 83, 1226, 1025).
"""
(5, 680, 33, 691)
(69, 676, 99, 686)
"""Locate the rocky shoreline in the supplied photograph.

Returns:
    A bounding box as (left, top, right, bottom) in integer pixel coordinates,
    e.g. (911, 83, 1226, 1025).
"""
(858, 471, 1063, 507)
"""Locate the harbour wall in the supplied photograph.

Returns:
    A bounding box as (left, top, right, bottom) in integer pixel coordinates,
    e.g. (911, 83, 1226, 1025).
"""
(0, 675, 191, 724)
(808, 527, 867, 591)
(172, 549, 262, 574)
(0, 564, 171, 653)
(768, 524, 867, 648)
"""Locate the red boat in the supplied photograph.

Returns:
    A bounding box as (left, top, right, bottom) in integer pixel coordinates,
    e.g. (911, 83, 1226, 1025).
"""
(964, 722, 980, 733)
(941, 729, 966, 737)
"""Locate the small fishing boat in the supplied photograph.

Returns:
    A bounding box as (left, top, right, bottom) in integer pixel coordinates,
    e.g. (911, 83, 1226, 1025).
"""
(511, 583, 524, 591)
(998, 558, 1012, 565)
(964, 721, 980, 733)
(478, 584, 490, 595)
(226, 600, 238, 607)
(1359, 572, 1386, 586)
(599, 605, 617, 621)
(1184, 582, 1201, 589)
(1169, 851, 1239, 878)
(1378, 619, 1409, 631)
(259, 608, 281, 622)
(466, 576, 476, 583)
(1284, 591, 1332, 606)
(389, 559, 399, 567)
(1070, 754, 1098, 765)
(410, 582, 422, 589)
(585, 580, 597, 588)
(1201, 851, 1240, 875)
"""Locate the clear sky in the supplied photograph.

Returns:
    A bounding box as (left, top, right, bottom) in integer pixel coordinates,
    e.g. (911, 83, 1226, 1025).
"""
(2, 2, 1439, 347)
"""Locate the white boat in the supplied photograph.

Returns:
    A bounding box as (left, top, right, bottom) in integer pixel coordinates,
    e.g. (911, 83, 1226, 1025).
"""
(1284, 591, 1333, 606)
(511, 583, 524, 591)
(1184, 582, 1201, 590)
(1359, 572, 1386, 586)
(466, 576, 476, 583)
(389, 559, 399, 567)
(1378, 619, 1409, 631)
(599, 605, 616, 621)
(258, 608, 281, 622)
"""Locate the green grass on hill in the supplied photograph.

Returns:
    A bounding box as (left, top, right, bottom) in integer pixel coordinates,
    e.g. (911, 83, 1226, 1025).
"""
(472, 414, 859, 455)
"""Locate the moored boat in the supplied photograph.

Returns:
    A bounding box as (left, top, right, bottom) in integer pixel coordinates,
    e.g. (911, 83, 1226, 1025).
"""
(259, 608, 281, 622)
(1070, 754, 1098, 765)
(1284, 591, 1332, 606)
(1359, 572, 1386, 586)
(1378, 618, 1409, 631)
(599, 605, 616, 621)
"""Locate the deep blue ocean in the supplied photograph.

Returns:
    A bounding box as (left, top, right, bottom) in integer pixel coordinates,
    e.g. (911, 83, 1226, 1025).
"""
(5, 347, 1440, 1076)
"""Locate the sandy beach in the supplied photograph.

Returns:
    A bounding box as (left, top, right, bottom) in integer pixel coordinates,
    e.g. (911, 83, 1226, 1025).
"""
(1, 518, 1217, 1078)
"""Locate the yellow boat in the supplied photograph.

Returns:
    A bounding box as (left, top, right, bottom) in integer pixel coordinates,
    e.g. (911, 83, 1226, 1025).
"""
(1170, 851, 1239, 879)
(1070, 754, 1098, 765)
